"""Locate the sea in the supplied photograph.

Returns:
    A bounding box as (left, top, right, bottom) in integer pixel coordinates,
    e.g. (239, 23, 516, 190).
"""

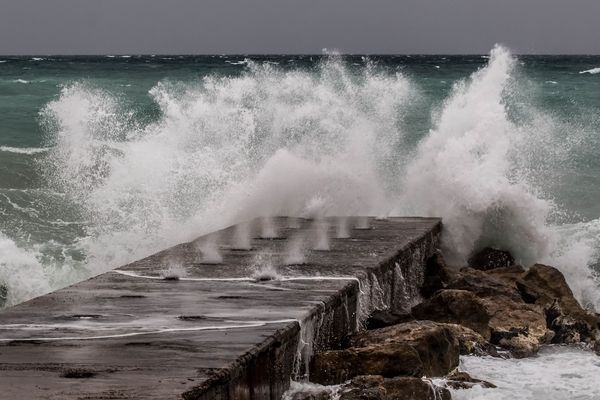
(1, 46, 600, 398)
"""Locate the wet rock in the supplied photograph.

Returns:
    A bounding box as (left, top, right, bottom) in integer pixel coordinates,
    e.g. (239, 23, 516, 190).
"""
(445, 371, 497, 389)
(469, 247, 515, 271)
(420, 251, 452, 298)
(366, 310, 414, 330)
(443, 323, 500, 357)
(312, 321, 460, 385)
(446, 267, 522, 302)
(412, 290, 491, 339)
(311, 343, 423, 385)
(412, 289, 550, 357)
(519, 264, 600, 343)
(349, 320, 460, 377)
(484, 295, 549, 357)
(339, 375, 386, 400)
(339, 375, 451, 400)
(287, 391, 331, 400)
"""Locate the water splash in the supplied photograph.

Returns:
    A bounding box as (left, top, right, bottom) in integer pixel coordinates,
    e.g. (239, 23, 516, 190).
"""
(231, 221, 252, 250)
(312, 219, 330, 251)
(194, 234, 223, 264)
(335, 217, 350, 239)
(285, 233, 307, 265)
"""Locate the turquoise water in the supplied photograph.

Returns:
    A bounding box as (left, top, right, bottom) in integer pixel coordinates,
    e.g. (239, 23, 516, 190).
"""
(1, 49, 599, 308)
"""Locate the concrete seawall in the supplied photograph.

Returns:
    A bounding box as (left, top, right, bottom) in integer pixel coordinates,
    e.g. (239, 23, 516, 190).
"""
(0, 217, 441, 399)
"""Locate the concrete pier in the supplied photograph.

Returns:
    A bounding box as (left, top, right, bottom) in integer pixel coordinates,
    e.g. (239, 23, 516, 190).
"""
(0, 217, 441, 400)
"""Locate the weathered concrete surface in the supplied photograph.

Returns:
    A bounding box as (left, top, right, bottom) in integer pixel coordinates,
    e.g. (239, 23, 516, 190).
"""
(0, 217, 441, 400)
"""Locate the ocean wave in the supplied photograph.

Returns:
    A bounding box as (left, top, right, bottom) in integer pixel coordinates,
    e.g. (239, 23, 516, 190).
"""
(579, 67, 600, 74)
(12, 79, 30, 84)
(0, 146, 50, 155)
(9, 45, 595, 311)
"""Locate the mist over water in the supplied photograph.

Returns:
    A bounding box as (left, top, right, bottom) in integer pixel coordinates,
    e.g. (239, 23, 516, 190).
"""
(0, 49, 599, 310)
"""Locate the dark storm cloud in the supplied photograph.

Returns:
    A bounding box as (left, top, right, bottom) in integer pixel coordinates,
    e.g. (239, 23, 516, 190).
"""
(0, 0, 599, 54)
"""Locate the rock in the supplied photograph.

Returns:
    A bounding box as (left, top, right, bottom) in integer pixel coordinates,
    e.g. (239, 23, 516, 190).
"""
(339, 375, 386, 400)
(446, 267, 523, 302)
(443, 323, 500, 357)
(339, 376, 451, 400)
(469, 247, 515, 271)
(483, 295, 549, 357)
(412, 289, 550, 357)
(445, 371, 496, 389)
(311, 343, 423, 385)
(382, 377, 451, 400)
(287, 392, 331, 400)
(518, 264, 600, 343)
(366, 310, 414, 330)
(420, 252, 452, 298)
(412, 290, 491, 339)
(312, 321, 461, 385)
(349, 321, 460, 377)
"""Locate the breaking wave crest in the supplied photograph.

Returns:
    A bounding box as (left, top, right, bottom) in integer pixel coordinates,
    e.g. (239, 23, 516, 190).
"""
(2, 46, 599, 309)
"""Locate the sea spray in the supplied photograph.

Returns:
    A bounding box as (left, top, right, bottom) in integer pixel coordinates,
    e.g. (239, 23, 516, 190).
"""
(194, 234, 223, 264)
(335, 216, 350, 239)
(0, 47, 591, 312)
(355, 216, 371, 230)
(312, 219, 330, 251)
(260, 217, 279, 239)
(285, 233, 307, 265)
(231, 221, 252, 250)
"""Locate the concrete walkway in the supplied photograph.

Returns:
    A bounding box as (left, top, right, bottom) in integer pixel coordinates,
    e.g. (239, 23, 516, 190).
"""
(0, 217, 441, 400)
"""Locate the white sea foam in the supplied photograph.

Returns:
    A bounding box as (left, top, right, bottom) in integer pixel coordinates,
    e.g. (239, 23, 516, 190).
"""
(579, 67, 600, 74)
(0, 146, 49, 155)
(13, 79, 29, 84)
(449, 346, 600, 400)
(0, 233, 50, 307)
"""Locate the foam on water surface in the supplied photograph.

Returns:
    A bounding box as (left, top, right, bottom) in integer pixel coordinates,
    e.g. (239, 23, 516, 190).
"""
(448, 346, 600, 400)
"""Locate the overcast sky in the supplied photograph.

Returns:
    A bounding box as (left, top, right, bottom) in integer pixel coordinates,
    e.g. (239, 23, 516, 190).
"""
(1, 0, 599, 55)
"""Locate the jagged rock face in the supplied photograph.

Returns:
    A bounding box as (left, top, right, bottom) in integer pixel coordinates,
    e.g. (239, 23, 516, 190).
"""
(311, 344, 423, 385)
(339, 375, 451, 400)
(365, 310, 415, 330)
(444, 371, 497, 390)
(311, 321, 460, 385)
(446, 267, 523, 301)
(468, 247, 516, 271)
(412, 290, 492, 339)
(349, 321, 460, 377)
(519, 264, 600, 343)
(412, 289, 551, 357)
(420, 252, 452, 298)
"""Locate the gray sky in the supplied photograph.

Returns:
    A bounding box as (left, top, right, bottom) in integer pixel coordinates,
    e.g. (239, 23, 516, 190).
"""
(1, 0, 599, 54)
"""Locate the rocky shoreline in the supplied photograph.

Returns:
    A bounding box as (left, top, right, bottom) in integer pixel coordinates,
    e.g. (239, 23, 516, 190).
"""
(286, 248, 600, 400)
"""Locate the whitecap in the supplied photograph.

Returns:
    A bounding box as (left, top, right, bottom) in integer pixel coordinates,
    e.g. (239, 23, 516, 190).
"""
(0, 146, 50, 155)
(579, 67, 600, 74)
(12, 79, 29, 84)
(31, 57, 44, 61)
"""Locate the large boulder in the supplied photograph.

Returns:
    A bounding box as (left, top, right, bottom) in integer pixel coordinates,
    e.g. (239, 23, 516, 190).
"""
(339, 375, 451, 400)
(411, 290, 491, 339)
(518, 264, 600, 343)
(310, 344, 423, 385)
(468, 247, 515, 271)
(420, 252, 453, 298)
(446, 267, 523, 302)
(349, 321, 460, 377)
(412, 289, 551, 357)
(311, 321, 460, 385)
